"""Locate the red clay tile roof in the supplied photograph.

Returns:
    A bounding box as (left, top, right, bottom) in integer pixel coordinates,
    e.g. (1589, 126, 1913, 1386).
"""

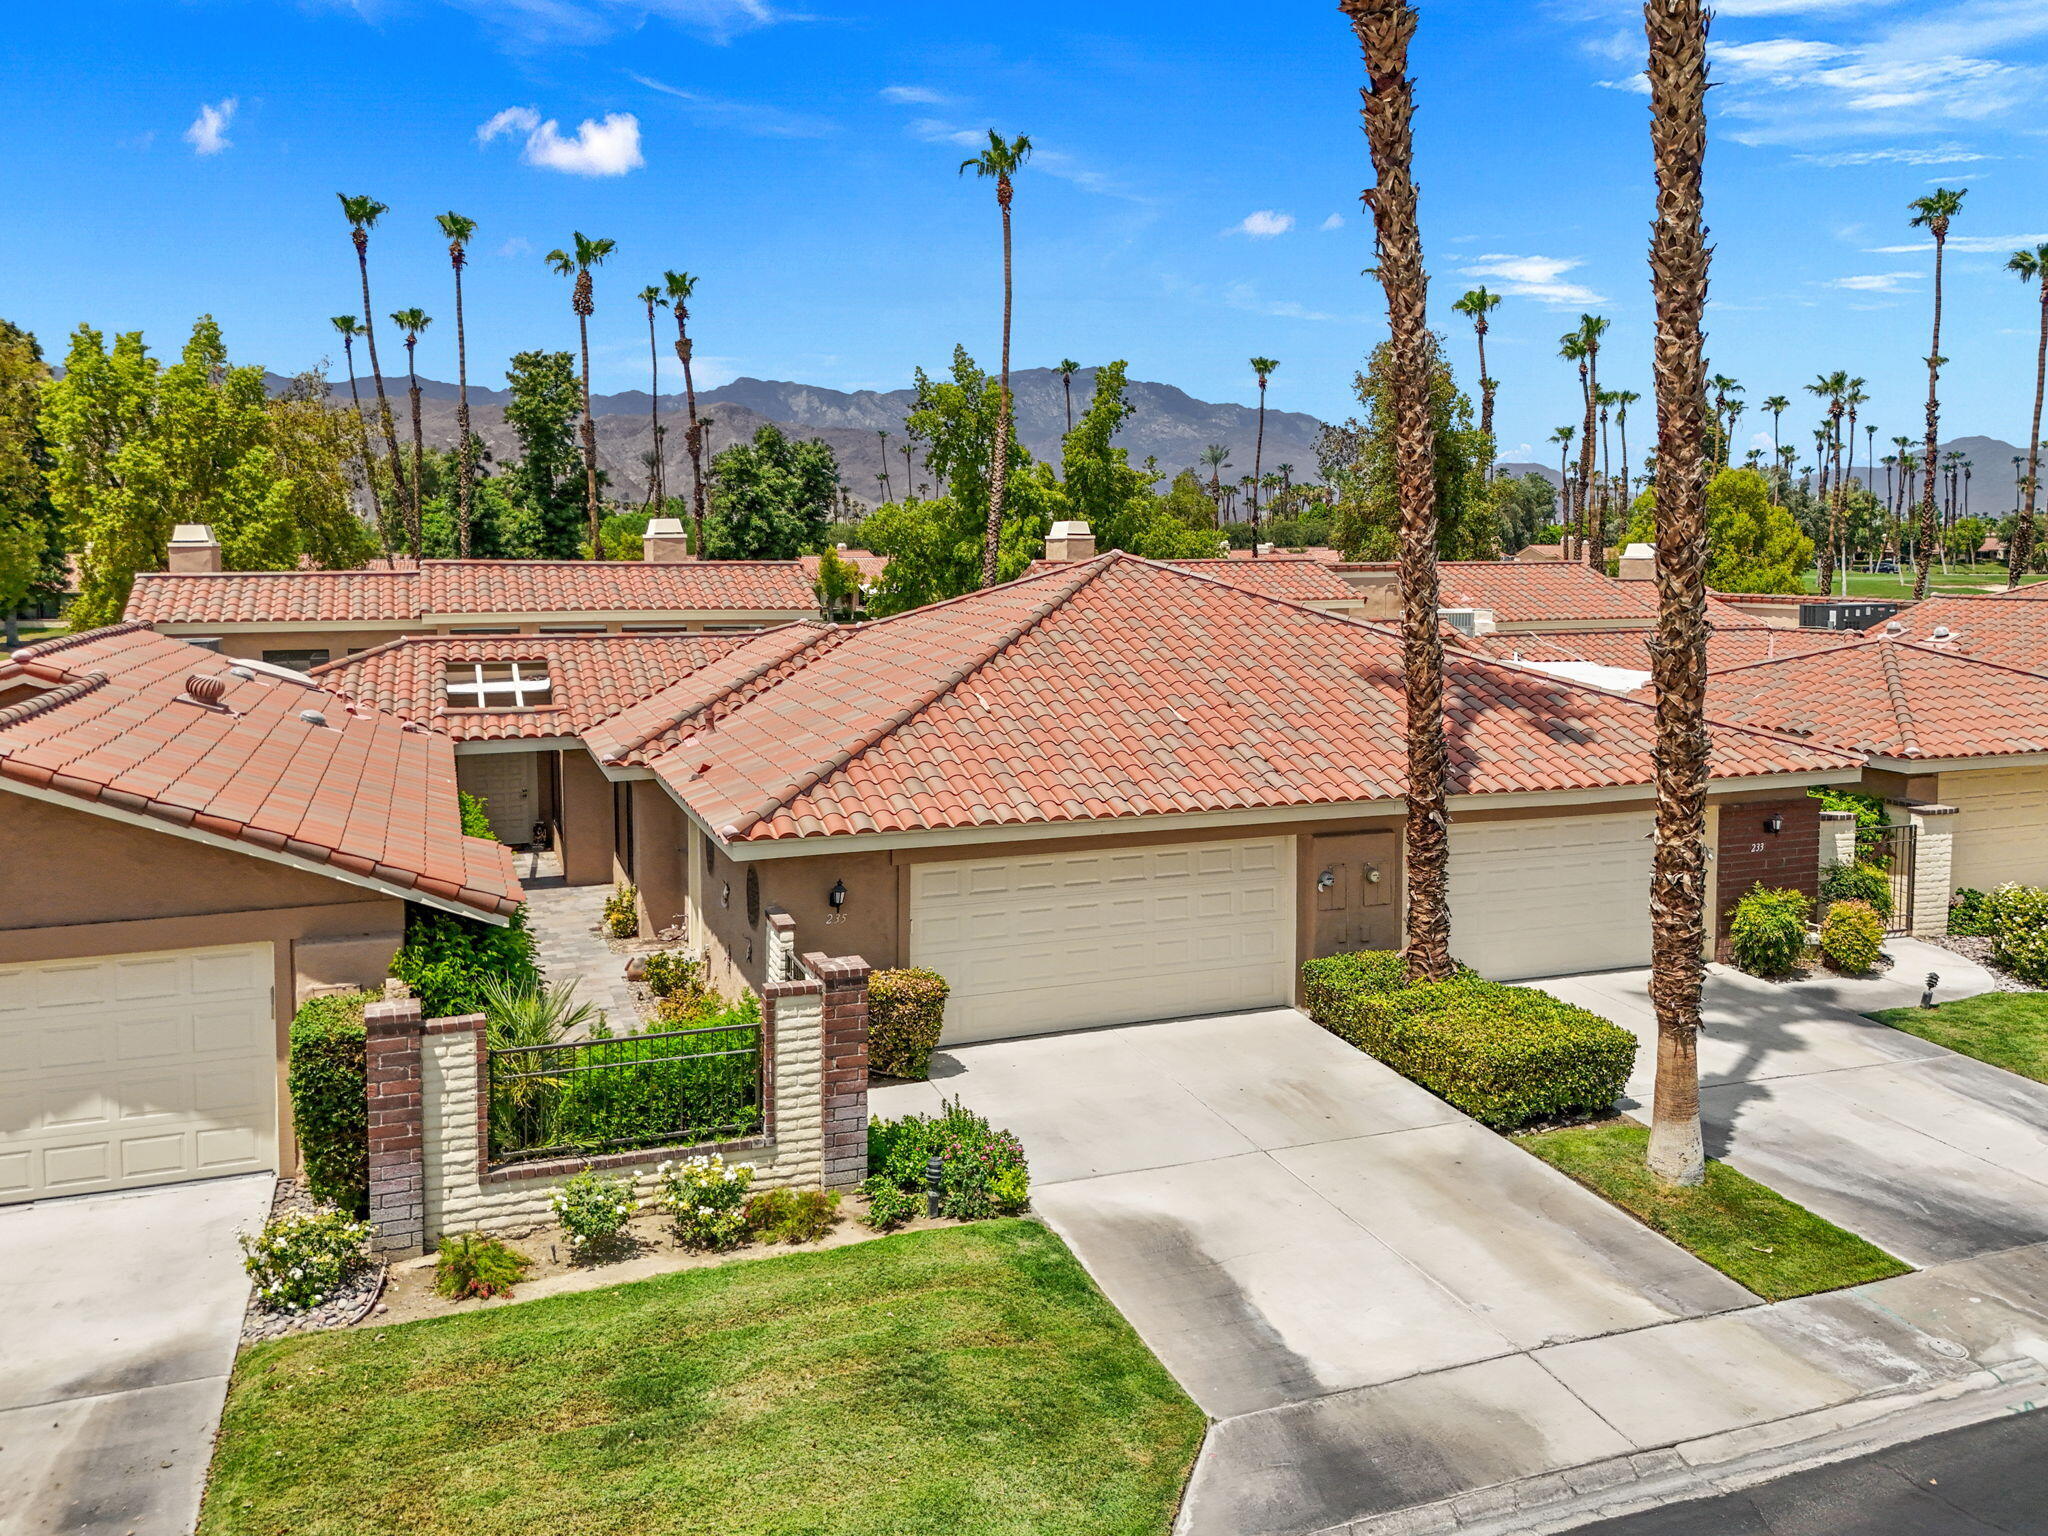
(1027, 556, 1363, 604)
(309, 632, 765, 741)
(1861, 595, 2048, 673)
(1469, 625, 1857, 674)
(580, 624, 839, 767)
(1673, 637, 2048, 761)
(125, 559, 822, 625)
(627, 553, 1856, 845)
(0, 624, 521, 917)
(799, 551, 891, 583)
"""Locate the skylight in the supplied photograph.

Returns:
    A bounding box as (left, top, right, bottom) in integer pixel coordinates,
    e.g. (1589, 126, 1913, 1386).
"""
(444, 659, 552, 710)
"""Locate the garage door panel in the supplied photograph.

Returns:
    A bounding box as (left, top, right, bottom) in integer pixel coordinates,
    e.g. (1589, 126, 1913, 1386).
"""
(1947, 767, 2048, 892)
(912, 838, 1294, 1043)
(0, 943, 278, 1203)
(1448, 813, 1653, 981)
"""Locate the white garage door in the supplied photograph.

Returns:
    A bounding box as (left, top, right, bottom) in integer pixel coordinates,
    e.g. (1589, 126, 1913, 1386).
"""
(458, 751, 541, 845)
(1448, 812, 1653, 981)
(0, 944, 277, 1204)
(1944, 766, 2048, 894)
(910, 837, 1295, 1044)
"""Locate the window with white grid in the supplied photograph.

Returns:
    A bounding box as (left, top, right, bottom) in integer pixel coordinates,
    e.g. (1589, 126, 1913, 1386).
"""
(443, 659, 553, 710)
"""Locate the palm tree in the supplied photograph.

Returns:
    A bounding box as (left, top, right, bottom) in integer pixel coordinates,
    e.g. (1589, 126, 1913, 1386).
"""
(2007, 245, 2048, 587)
(1248, 357, 1280, 557)
(1452, 287, 1503, 475)
(1201, 443, 1231, 513)
(545, 233, 617, 559)
(1551, 425, 1577, 544)
(1909, 188, 1967, 598)
(1806, 371, 1848, 594)
(435, 213, 478, 556)
(1644, 0, 1713, 1188)
(1058, 358, 1080, 435)
(1276, 462, 1296, 505)
(389, 307, 432, 558)
(328, 314, 389, 549)
(337, 195, 409, 519)
(663, 271, 710, 556)
(1560, 326, 1592, 556)
(637, 285, 668, 510)
(1763, 394, 1790, 501)
(959, 130, 1033, 587)
(877, 428, 894, 502)
(1612, 390, 1641, 506)
(1708, 374, 1743, 467)
(1345, 0, 1452, 983)
(1893, 434, 1915, 522)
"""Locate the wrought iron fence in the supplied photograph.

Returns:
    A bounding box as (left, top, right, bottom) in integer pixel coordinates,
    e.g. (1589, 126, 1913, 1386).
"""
(1868, 823, 1917, 935)
(487, 1019, 763, 1166)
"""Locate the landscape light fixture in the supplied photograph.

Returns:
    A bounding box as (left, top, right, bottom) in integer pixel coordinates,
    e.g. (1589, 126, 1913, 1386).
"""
(829, 879, 847, 911)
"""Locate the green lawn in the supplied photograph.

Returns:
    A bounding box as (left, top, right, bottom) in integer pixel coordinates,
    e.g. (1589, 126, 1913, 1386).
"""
(201, 1221, 1203, 1536)
(1518, 1122, 1910, 1301)
(1869, 991, 2048, 1085)
(1810, 569, 2047, 600)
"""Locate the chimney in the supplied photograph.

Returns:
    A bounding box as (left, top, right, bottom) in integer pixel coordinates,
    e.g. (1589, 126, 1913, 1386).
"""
(167, 524, 222, 574)
(1044, 520, 1097, 562)
(1617, 542, 1656, 581)
(643, 516, 691, 563)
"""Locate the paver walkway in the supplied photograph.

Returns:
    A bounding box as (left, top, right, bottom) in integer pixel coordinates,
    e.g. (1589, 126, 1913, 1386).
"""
(523, 882, 643, 1034)
(0, 1175, 273, 1535)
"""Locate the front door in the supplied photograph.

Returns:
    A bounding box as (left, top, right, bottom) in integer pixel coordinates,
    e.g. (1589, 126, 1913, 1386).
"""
(1310, 831, 1399, 955)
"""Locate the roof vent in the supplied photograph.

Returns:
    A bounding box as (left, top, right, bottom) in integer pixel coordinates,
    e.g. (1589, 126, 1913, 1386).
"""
(1931, 625, 1951, 641)
(299, 708, 329, 727)
(184, 673, 229, 707)
(228, 665, 256, 680)
(1884, 621, 1905, 637)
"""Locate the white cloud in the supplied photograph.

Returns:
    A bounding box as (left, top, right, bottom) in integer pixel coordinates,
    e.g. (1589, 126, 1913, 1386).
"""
(1794, 142, 1993, 166)
(880, 85, 950, 105)
(1232, 210, 1294, 238)
(909, 117, 985, 148)
(478, 106, 644, 175)
(1223, 283, 1338, 322)
(1868, 230, 2048, 253)
(629, 73, 833, 137)
(1713, 38, 1845, 75)
(1596, 73, 1651, 94)
(453, 0, 786, 48)
(1458, 253, 1606, 306)
(1829, 271, 1921, 291)
(185, 98, 236, 155)
(1714, 0, 1891, 11)
(1320, 212, 1345, 230)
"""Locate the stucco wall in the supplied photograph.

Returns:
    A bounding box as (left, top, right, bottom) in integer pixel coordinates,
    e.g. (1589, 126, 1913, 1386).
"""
(162, 627, 413, 665)
(558, 749, 616, 886)
(630, 780, 687, 937)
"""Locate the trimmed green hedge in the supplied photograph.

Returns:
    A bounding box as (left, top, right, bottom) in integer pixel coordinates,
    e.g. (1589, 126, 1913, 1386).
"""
(1987, 883, 2048, 985)
(1303, 953, 1636, 1130)
(867, 967, 951, 1080)
(1728, 884, 1812, 978)
(1819, 861, 1892, 922)
(390, 902, 539, 1018)
(287, 991, 373, 1217)
(1301, 950, 1473, 1023)
(1819, 899, 1885, 973)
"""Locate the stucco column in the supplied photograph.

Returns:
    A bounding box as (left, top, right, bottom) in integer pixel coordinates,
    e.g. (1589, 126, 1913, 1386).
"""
(1817, 809, 1858, 870)
(420, 1012, 488, 1246)
(804, 952, 871, 1190)
(1891, 802, 1958, 937)
(364, 997, 425, 1256)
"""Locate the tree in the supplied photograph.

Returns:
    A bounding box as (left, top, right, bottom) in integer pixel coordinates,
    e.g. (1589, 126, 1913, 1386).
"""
(660, 272, 712, 555)
(434, 212, 478, 557)
(2008, 245, 2048, 587)
(633, 284, 668, 510)
(1625, 469, 1812, 593)
(1248, 357, 1280, 555)
(337, 195, 408, 515)
(1487, 471, 1558, 554)
(1806, 370, 1848, 594)
(1709, 373, 1742, 468)
(329, 315, 388, 549)
(1644, 0, 1713, 1187)
(1551, 424, 1576, 539)
(389, 307, 432, 558)
(1762, 394, 1790, 501)
(1325, 336, 1493, 562)
(1451, 287, 1501, 473)
(1200, 443, 1231, 511)
(501, 349, 584, 559)
(0, 321, 62, 645)
(1058, 358, 1080, 435)
(1158, 468, 1219, 532)
(1909, 187, 1967, 599)
(1343, 0, 1452, 983)
(958, 130, 1033, 587)
(263, 373, 381, 572)
(1063, 361, 1219, 558)
(1562, 314, 1608, 566)
(1612, 389, 1641, 502)
(545, 232, 616, 559)
(704, 424, 839, 560)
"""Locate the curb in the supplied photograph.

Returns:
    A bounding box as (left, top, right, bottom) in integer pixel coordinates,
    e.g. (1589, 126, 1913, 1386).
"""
(1313, 1356, 2047, 1536)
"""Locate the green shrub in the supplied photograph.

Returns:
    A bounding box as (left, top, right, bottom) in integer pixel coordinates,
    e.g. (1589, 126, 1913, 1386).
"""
(639, 949, 705, 1001)
(241, 1209, 372, 1315)
(867, 968, 950, 1079)
(1313, 974, 1637, 1130)
(287, 991, 374, 1217)
(1987, 883, 2048, 985)
(390, 902, 538, 1018)
(1819, 900, 1886, 973)
(654, 1152, 755, 1249)
(603, 885, 639, 939)
(1727, 885, 1814, 978)
(1808, 787, 1888, 861)
(1301, 950, 1474, 1025)
(1820, 862, 1893, 922)
(866, 1098, 1029, 1220)
(858, 1175, 922, 1230)
(1950, 887, 1993, 937)
(743, 1187, 842, 1244)
(546, 1170, 639, 1260)
(434, 1232, 530, 1300)
(458, 791, 497, 841)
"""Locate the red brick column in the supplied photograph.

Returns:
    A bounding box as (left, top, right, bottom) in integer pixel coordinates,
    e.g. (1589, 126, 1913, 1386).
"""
(1715, 797, 1822, 960)
(364, 996, 426, 1255)
(804, 952, 871, 1190)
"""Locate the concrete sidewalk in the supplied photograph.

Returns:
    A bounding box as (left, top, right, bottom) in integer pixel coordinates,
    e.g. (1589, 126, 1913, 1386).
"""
(0, 1174, 272, 1536)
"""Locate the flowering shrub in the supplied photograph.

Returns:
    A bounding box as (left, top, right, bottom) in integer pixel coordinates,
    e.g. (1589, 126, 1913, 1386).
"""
(240, 1209, 371, 1315)
(654, 1153, 756, 1249)
(859, 1175, 922, 1231)
(604, 884, 640, 939)
(1986, 883, 2048, 985)
(548, 1169, 638, 1260)
(867, 1098, 1030, 1222)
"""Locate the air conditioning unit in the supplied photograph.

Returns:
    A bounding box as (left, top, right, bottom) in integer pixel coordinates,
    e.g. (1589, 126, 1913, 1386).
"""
(1438, 607, 1497, 637)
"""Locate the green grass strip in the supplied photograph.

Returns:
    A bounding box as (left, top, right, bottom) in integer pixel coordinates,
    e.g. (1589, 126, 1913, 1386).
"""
(1870, 992, 2048, 1085)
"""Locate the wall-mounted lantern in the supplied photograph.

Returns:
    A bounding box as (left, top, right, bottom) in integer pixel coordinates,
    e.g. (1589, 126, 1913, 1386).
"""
(829, 879, 848, 911)
(1763, 813, 1783, 834)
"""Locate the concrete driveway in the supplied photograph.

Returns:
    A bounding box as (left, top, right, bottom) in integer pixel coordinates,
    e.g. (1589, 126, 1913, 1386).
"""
(1535, 938, 2048, 1268)
(0, 1175, 272, 1536)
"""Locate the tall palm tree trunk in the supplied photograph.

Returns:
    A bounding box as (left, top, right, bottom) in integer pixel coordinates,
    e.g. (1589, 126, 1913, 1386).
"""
(575, 275, 601, 559)
(353, 234, 409, 520)
(675, 317, 708, 554)
(1345, 0, 1452, 984)
(1619, 411, 1632, 507)
(340, 337, 388, 557)
(645, 301, 664, 510)
(981, 186, 1017, 588)
(1820, 415, 1845, 596)
(1579, 355, 1601, 566)
(1251, 380, 1269, 558)
(2013, 288, 2046, 588)
(1916, 237, 1949, 600)
(1645, 0, 1713, 1186)
(452, 258, 473, 557)
(1475, 320, 1495, 476)
(405, 342, 425, 557)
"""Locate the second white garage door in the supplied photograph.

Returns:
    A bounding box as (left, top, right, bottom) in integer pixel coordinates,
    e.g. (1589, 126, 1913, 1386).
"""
(0, 943, 278, 1204)
(910, 837, 1295, 1044)
(1943, 766, 2048, 893)
(1447, 811, 1653, 980)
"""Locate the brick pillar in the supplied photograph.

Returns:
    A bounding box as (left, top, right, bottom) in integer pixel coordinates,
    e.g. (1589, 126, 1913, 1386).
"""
(364, 997, 426, 1256)
(804, 952, 871, 1191)
(1818, 809, 1858, 870)
(1891, 801, 1958, 937)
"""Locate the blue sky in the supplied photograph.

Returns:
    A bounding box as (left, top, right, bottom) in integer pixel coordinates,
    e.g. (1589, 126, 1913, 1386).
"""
(7, 0, 2048, 472)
